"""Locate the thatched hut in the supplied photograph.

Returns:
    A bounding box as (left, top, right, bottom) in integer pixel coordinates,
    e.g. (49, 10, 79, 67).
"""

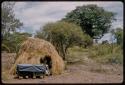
(10, 38, 65, 75)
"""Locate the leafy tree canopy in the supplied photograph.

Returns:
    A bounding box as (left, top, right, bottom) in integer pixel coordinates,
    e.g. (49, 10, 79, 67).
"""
(114, 28, 123, 45)
(2, 32, 32, 53)
(2, 2, 23, 37)
(62, 4, 116, 39)
(36, 21, 92, 60)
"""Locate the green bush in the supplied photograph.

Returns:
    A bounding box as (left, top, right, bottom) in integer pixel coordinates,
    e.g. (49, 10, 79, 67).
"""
(107, 53, 123, 64)
(89, 44, 123, 64)
(66, 46, 87, 64)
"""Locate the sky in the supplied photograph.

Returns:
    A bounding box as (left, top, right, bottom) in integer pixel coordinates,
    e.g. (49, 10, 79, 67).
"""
(12, 1, 123, 43)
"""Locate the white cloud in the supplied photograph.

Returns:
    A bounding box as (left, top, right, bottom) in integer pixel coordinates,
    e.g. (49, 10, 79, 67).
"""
(13, 1, 123, 35)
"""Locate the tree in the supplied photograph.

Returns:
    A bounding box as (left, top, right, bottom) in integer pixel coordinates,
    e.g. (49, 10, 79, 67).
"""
(62, 4, 116, 39)
(83, 34, 93, 48)
(2, 2, 23, 37)
(36, 21, 92, 60)
(2, 32, 32, 53)
(114, 28, 123, 45)
(2, 2, 24, 53)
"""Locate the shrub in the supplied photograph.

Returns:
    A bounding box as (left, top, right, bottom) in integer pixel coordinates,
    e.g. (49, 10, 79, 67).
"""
(89, 44, 123, 64)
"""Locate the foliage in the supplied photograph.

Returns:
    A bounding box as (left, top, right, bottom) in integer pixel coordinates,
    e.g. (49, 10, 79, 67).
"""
(66, 46, 87, 64)
(88, 44, 123, 64)
(1, 2, 27, 53)
(1, 2, 23, 37)
(2, 32, 32, 53)
(102, 40, 109, 44)
(114, 28, 123, 46)
(36, 21, 92, 60)
(62, 4, 116, 39)
(83, 34, 93, 48)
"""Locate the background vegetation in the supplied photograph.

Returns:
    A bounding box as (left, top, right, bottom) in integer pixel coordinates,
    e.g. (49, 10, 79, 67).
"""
(35, 21, 92, 60)
(2, 2, 123, 65)
(2, 2, 32, 53)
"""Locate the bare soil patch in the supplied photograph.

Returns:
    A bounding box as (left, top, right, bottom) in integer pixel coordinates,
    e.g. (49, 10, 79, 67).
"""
(2, 53, 123, 84)
(2, 64, 123, 83)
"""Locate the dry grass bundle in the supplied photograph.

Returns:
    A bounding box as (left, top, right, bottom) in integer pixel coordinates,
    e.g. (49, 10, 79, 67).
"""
(9, 38, 65, 75)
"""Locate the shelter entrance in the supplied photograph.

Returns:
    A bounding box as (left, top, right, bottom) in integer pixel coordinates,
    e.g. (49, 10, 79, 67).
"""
(40, 55, 52, 69)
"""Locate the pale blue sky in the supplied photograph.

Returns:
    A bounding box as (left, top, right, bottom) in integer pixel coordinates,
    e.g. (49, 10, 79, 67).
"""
(12, 1, 123, 43)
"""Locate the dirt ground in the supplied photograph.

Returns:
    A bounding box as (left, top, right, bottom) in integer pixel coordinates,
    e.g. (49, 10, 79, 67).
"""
(2, 53, 123, 84)
(2, 64, 123, 84)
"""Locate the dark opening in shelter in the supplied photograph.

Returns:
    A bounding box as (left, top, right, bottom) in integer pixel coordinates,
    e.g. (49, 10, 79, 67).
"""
(44, 55, 52, 69)
(40, 58, 44, 64)
(10, 38, 64, 75)
(40, 55, 52, 70)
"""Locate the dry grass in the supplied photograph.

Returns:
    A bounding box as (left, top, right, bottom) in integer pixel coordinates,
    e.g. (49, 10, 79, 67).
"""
(2, 53, 16, 80)
(9, 38, 65, 75)
(88, 44, 123, 64)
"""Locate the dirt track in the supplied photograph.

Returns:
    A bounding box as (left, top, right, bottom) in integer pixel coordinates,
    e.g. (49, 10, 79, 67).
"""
(3, 64, 123, 84)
